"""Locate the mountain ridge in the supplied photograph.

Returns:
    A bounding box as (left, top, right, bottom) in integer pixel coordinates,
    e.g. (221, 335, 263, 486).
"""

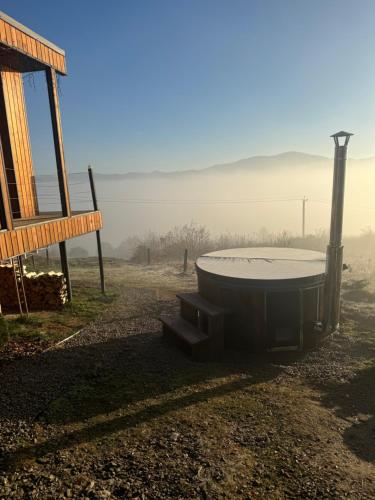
(36, 151, 374, 182)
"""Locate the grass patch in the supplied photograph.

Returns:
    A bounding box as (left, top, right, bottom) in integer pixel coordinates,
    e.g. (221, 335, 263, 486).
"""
(0, 316, 9, 346)
(2, 282, 118, 347)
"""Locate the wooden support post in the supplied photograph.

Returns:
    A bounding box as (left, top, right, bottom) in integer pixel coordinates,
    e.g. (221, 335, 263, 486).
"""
(46, 67, 71, 217)
(46, 248, 50, 267)
(88, 166, 105, 294)
(183, 248, 188, 273)
(59, 241, 72, 301)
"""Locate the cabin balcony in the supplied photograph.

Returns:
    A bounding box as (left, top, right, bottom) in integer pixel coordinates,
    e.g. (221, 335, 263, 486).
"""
(0, 209, 102, 261)
(0, 11, 104, 300)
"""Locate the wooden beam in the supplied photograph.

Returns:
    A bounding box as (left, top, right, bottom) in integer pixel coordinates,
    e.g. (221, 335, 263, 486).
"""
(0, 13, 67, 75)
(0, 211, 103, 260)
(46, 67, 71, 217)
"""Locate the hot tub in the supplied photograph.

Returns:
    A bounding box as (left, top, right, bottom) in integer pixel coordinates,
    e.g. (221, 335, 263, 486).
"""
(196, 247, 326, 351)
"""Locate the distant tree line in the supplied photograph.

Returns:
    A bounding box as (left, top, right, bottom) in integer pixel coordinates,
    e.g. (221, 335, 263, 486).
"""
(101, 221, 331, 262)
(32, 224, 375, 264)
(108, 223, 375, 263)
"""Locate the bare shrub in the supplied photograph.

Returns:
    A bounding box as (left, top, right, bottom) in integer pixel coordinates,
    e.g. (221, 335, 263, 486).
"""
(130, 223, 302, 263)
(107, 223, 375, 265)
(131, 222, 211, 262)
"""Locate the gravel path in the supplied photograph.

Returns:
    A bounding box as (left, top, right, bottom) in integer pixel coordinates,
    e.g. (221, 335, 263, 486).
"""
(0, 287, 165, 419)
(0, 271, 374, 499)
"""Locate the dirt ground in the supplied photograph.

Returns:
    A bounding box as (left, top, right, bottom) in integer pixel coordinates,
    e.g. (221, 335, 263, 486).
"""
(0, 259, 374, 499)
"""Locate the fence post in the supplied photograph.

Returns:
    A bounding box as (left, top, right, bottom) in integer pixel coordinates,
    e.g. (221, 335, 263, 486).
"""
(88, 166, 105, 295)
(183, 248, 188, 273)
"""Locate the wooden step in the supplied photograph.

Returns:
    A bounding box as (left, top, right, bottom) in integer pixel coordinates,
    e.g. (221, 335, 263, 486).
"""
(161, 315, 208, 344)
(160, 315, 209, 361)
(176, 292, 231, 317)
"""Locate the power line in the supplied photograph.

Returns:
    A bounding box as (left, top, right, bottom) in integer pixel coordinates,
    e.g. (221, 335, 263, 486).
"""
(32, 194, 375, 211)
(92, 197, 304, 205)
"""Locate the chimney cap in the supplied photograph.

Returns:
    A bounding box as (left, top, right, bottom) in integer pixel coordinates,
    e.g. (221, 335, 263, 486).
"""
(331, 131, 353, 147)
(331, 131, 354, 138)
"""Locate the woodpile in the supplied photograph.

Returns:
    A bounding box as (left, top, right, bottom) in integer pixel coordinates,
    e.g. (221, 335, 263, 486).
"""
(24, 271, 68, 311)
(0, 264, 68, 314)
(0, 265, 19, 313)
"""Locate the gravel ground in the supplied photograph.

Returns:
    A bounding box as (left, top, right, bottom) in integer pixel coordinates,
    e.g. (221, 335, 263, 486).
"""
(0, 264, 374, 499)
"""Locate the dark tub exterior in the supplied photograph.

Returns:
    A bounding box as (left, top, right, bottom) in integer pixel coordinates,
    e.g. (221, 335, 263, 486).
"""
(196, 248, 326, 352)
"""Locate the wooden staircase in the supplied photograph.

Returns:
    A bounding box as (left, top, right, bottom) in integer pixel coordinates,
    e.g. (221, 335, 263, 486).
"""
(160, 292, 231, 361)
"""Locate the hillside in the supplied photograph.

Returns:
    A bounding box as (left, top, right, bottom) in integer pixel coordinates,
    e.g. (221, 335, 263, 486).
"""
(36, 152, 334, 182)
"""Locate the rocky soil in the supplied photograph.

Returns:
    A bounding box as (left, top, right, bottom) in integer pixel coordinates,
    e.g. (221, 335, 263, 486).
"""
(0, 262, 374, 499)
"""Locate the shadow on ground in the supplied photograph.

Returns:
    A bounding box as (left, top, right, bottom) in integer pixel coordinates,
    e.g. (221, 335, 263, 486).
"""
(311, 298, 375, 464)
(2, 292, 374, 473)
(319, 362, 375, 463)
(0, 328, 294, 469)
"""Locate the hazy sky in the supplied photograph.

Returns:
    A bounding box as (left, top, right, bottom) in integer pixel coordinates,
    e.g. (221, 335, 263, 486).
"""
(2, 0, 375, 173)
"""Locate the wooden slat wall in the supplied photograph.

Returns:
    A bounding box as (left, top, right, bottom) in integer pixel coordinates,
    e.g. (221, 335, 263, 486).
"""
(0, 68, 36, 219)
(0, 211, 103, 260)
(0, 141, 12, 229)
(0, 17, 66, 74)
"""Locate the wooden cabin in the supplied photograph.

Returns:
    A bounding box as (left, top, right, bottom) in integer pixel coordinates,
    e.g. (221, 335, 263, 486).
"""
(0, 11, 102, 296)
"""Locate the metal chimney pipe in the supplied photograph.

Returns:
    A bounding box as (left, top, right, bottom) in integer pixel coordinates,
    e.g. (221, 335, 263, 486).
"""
(324, 131, 353, 333)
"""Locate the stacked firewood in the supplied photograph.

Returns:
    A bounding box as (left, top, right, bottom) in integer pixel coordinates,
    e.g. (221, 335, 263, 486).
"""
(0, 264, 68, 314)
(0, 265, 19, 313)
(24, 271, 68, 311)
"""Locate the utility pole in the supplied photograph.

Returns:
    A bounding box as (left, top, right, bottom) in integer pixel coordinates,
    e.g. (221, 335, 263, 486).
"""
(324, 131, 353, 333)
(302, 196, 308, 238)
